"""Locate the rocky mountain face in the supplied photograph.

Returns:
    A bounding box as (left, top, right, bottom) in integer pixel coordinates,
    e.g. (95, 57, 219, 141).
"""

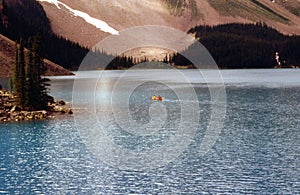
(38, 0, 300, 48)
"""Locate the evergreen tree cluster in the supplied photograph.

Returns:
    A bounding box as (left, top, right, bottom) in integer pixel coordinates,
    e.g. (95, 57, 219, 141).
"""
(106, 55, 148, 69)
(13, 37, 51, 111)
(107, 23, 300, 69)
(179, 23, 300, 69)
(163, 53, 193, 67)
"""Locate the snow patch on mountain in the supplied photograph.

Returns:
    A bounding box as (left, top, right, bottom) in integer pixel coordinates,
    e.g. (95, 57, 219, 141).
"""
(37, 0, 119, 35)
(38, 0, 61, 9)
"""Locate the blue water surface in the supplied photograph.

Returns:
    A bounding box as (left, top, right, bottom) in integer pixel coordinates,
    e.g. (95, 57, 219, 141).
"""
(0, 69, 299, 194)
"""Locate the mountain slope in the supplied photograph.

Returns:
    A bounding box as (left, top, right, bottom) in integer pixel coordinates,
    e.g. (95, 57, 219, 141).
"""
(38, 0, 300, 48)
(0, 0, 93, 70)
(0, 34, 73, 78)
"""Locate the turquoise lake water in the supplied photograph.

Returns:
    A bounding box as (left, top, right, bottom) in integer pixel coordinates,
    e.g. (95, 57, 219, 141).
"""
(0, 69, 299, 194)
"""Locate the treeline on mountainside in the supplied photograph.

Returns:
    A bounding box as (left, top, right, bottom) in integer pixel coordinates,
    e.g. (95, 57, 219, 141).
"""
(106, 56, 150, 69)
(102, 23, 300, 69)
(170, 23, 300, 69)
(0, 0, 89, 70)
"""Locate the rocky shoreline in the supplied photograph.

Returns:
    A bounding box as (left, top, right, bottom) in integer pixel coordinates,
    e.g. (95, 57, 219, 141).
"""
(0, 89, 73, 122)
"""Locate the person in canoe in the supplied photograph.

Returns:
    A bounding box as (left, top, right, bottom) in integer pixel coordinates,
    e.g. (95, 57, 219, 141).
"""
(151, 95, 163, 101)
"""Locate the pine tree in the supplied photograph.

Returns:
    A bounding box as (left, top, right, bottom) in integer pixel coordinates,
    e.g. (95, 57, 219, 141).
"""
(18, 39, 26, 107)
(25, 38, 35, 109)
(1, 0, 7, 13)
(13, 42, 19, 93)
(8, 78, 13, 92)
(13, 36, 52, 111)
(28, 35, 51, 110)
(13, 40, 26, 107)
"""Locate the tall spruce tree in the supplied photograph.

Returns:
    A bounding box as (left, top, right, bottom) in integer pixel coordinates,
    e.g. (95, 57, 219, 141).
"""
(25, 38, 35, 109)
(19, 39, 27, 107)
(13, 39, 26, 107)
(13, 42, 19, 93)
(27, 35, 50, 110)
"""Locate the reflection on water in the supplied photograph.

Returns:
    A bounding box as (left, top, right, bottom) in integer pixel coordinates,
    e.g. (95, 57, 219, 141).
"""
(0, 69, 299, 194)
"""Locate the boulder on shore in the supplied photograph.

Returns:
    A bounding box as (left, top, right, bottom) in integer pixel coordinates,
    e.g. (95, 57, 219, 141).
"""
(10, 105, 22, 112)
(0, 89, 73, 123)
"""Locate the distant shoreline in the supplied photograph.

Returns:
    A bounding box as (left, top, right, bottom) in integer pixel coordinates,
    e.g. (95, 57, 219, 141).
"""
(92, 66, 300, 71)
(1, 67, 299, 83)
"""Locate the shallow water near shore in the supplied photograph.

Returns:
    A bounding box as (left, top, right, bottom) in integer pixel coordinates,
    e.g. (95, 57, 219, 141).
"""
(0, 69, 299, 194)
